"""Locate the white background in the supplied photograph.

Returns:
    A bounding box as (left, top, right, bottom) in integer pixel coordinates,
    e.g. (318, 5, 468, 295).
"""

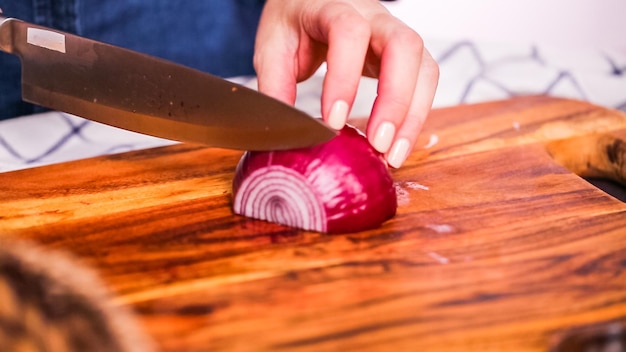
(383, 0, 626, 52)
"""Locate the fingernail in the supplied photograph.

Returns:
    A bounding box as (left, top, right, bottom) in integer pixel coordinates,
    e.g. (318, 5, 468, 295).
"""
(387, 138, 410, 168)
(372, 121, 396, 153)
(328, 100, 349, 130)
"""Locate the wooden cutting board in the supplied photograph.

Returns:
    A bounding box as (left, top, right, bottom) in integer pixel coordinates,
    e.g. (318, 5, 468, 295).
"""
(1, 95, 626, 351)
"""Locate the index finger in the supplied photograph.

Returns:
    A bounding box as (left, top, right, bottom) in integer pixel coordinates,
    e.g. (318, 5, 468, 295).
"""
(307, 2, 372, 130)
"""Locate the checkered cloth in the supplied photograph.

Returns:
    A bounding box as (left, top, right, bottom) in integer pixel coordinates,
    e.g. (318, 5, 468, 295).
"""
(2, 40, 625, 172)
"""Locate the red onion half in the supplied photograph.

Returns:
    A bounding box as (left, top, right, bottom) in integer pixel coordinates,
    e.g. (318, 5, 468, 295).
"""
(232, 124, 397, 233)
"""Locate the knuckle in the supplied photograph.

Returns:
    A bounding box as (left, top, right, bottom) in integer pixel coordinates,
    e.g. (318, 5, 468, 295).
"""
(391, 26, 424, 56)
(425, 56, 440, 80)
(389, 95, 412, 113)
(347, 16, 372, 39)
(421, 53, 441, 83)
(333, 12, 371, 40)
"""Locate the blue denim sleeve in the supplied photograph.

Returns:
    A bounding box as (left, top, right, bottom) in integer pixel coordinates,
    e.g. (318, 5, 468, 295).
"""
(0, 0, 265, 120)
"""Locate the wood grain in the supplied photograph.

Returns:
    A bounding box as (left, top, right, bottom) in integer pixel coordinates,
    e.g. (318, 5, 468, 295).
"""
(1, 95, 625, 351)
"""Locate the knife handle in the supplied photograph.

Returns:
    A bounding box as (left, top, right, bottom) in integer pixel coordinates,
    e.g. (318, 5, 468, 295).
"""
(0, 15, 17, 54)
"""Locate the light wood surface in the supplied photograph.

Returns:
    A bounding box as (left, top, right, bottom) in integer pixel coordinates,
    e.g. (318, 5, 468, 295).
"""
(1, 95, 625, 351)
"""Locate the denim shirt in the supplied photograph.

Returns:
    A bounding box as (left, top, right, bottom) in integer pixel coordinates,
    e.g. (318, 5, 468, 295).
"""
(0, 0, 265, 119)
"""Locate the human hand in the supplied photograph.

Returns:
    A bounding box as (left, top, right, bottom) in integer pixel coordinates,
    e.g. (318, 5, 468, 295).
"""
(254, 0, 439, 168)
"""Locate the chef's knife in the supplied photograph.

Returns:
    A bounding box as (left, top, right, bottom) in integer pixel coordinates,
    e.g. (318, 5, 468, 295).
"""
(0, 15, 337, 151)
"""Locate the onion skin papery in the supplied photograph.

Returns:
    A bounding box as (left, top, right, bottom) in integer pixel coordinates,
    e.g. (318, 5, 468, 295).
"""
(232, 124, 397, 233)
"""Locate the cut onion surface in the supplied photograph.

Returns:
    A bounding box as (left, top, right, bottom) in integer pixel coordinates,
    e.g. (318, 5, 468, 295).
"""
(232, 124, 397, 233)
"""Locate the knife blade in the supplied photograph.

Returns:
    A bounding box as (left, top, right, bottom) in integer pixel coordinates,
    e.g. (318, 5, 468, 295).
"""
(0, 16, 337, 151)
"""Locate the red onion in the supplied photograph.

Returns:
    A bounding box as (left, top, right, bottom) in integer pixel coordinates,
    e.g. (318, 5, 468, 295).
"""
(232, 124, 397, 233)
